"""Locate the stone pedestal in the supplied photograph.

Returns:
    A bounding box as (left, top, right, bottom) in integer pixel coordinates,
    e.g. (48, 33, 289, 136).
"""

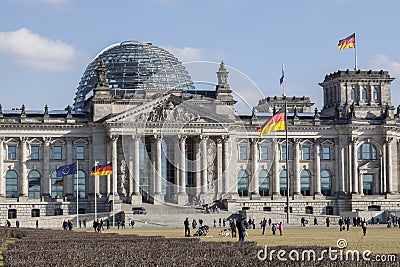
(177, 193, 188, 205)
(250, 193, 261, 200)
(130, 194, 142, 205)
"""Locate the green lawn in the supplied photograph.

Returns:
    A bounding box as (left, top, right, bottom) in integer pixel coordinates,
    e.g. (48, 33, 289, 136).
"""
(103, 225, 400, 255)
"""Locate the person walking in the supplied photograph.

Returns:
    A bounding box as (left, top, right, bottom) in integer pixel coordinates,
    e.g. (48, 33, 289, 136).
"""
(261, 218, 267, 235)
(338, 217, 344, 231)
(278, 222, 283, 236)
(184, 218, 191, 237)
(362, 219, 367, 236)
(230, 219, 236, 238)
(326, 217, 330, 227)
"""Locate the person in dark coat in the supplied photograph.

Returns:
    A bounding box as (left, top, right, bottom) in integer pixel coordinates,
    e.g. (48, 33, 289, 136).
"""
(230, 219, 236, 238)
(236, 217, 246, 242)
(326, 217, 330, 227)
(261, 218, 267, 235)
(184, 218, 190, 237)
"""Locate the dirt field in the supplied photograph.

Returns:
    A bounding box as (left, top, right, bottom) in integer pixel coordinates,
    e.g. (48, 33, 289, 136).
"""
(102, 225, 400, 255)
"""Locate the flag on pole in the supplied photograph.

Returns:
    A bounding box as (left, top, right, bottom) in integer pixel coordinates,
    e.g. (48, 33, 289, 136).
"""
(258, 106, 287, 137)
(338, 33, 355, 50)
(56, 162, 77, 177)
(280, 63, 284, 85)
(90, 163, 112, 176)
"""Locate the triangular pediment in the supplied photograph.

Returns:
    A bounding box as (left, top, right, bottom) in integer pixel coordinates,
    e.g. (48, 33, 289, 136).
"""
(106, 94, 234, 125)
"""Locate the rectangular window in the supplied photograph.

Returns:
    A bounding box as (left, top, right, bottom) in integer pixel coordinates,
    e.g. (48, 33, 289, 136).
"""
(31, 145, 39, 160)
(281, 146, 287, 160)
(322, 146, 331, 160)
(302, 146, 310, 160)
(239, 146, 248, 160)
(8, 145, 16, 160)
(76, 146, 84, 160)
(259, 146, 268, 160)
(53, 146, 62, 160)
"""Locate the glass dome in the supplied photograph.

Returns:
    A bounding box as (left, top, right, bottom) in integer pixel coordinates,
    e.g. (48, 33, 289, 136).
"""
(74, 41, 194, 109)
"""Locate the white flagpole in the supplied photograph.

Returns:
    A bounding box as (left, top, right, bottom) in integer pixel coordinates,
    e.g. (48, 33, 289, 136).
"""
(95, 161, 98, 221)
(76, 161, 79, 227)
(354, 31, 357, 70)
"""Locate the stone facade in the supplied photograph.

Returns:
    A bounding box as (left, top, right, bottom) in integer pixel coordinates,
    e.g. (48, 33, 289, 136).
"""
(1, 43, 400, 221)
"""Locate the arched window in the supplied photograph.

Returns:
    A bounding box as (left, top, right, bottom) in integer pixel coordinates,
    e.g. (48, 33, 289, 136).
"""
(74, 170, 86, 199)
(357, 143, 377, 160)
(350, 87, 355, 100)
(238, 170, 248, 196)
(373, 88, 379, 100)
(28, 170, 41, 198)
(362, 88, 367, 100)
(321, 170, 332, 196)
(51, 171, 64, 199)
(300, 170, 311, 196)
(280, 170, 288, 196)
(6, 170, 18, 198)
(259, 170, 270, 196)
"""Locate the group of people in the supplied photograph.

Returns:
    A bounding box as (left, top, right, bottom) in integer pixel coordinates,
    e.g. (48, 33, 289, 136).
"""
(62, 220, 73, 231)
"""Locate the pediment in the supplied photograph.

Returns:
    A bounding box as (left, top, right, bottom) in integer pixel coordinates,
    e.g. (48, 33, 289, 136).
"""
(107, 94, 234, 125)
(358, 162, 380, 173)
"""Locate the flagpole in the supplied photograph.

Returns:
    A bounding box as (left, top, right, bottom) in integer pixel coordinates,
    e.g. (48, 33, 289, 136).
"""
(354, 31, 357, 70)
(284, 100, 290, 224)
(95, 161, 98, 221)
(76, 160, 79, 228)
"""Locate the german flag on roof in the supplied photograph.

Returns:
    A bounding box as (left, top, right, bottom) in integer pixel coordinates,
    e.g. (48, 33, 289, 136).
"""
(338, 33, 355, 50)
(90, 163, 112, 176)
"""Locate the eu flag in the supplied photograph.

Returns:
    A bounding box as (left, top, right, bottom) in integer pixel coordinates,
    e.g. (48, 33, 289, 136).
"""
(56, 162, 77, 177)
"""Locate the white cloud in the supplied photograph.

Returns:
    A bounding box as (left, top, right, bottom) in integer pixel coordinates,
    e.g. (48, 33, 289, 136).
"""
(367, 54, 400, 77)
(0, 28, 80, 71)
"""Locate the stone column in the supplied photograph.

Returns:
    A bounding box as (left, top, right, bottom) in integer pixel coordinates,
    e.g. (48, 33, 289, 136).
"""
(43, 138, 51, 198)
(314, 141, 321, 196)
(127, 136, 134, 197)
(386, 138, 393, 194)
(177, 135, 188, 205)
(351, 138, 359, 194)
(200, 136, 208, 196)
(222, 136, 230, 194)
(272, 139, 280, 197)
(339, 146, 346, 193)
(133, 136, 141, 195)
(20, 137, 28, 197)
(194, 139, 201, 197)
(293, 139, 301, 196)
(111, 135, 118, 198)
(0, 138, 4, 197)
(154, 135, 163, 203)
(216, 137, 223, 197)
(251, 138, 260, 199)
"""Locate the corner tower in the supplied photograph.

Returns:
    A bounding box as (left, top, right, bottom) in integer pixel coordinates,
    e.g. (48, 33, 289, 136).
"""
(319, 70, 395, 120)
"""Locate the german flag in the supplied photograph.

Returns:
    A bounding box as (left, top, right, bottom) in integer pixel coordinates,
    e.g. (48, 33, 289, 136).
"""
(258, 107, 286, 137)
(338, 33, 355, 50)
(90, 163, 112, 176)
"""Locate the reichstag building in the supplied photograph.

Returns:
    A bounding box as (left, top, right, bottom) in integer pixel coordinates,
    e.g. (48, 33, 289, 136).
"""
(1, 41, 400, 220)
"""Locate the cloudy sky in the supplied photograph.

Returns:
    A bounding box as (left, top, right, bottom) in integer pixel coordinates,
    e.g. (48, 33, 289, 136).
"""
(1, 0, 400, 111)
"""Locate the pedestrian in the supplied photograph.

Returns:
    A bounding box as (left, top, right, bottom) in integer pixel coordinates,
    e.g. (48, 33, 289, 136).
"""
(272, 224, 276, 235)
(117, 220, 120, 229)
(16, 220, 20, 228)
(36, 220, 39, 229)
(230, 219, 236, 238)
(278, 222, 283, 236)
(236, 217, 246, 242)
(79, 220, 82, 228)
(192, 219, 197, 229)
(213, 219, 217, 228)
(326, 217, 330, 227)
(184, 218, 190, 237)
(68, 220, 73, 230)
(106, 219, 110, 229)
(219, 218, 222, 227)
(261, 218, 267, 235)
(314, 217, 318, 225)
(199, 218, 203, 227)
(131, 219, 135, 228)
(338, 217, 344, 231)
(63, 220, 68, 231)
(362, 219, 367, 236)
(83, 219, 86, 228)
(345, 217, 350, 231)
(268, 218, 272, 227)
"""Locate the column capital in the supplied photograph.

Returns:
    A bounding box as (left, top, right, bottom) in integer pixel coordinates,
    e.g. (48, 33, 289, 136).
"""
(19, 137, 28, 143)
(384, 137, 394, 145)
(111, 134, 119, 142)
(133, 135, 141, 142)
(293, 138, 301, 145)
(222, 135, 230, 142)
(154, 135, 162, 142)
(178, 134, 187, 142)
(251, 137, 260, 144)
(348, 136, 359, 145)
(200, 135, 208, 141)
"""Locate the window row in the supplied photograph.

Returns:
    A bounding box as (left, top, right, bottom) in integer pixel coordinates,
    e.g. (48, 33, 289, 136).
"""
(238, 143, 378, 161)
(5, 170, 86, 199)
(237, 169, 333, 197)
(350, 86, 379, 102)
(7, 207, 87, 219)
(6, 145, 86, 161)
(239, 145, 333, 161)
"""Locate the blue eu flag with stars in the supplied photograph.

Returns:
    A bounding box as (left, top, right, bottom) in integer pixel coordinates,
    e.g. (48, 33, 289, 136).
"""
(56, 162, 77, 177)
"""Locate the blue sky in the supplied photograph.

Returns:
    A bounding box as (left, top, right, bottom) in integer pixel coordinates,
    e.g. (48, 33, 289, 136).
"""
(1, 0, 400, 111)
